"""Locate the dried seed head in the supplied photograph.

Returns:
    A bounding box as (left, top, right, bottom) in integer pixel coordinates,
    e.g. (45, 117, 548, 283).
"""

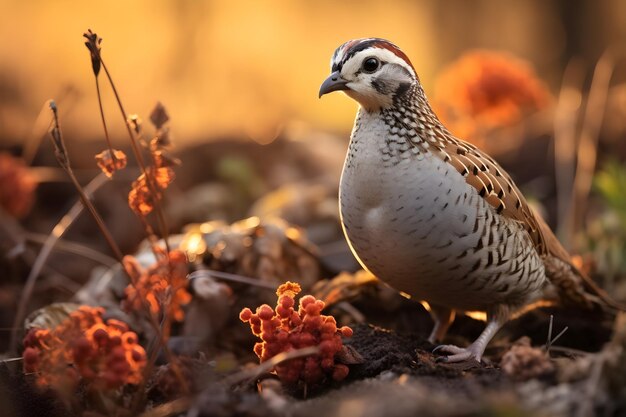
(151, 127, 171, 149)
(48, 100, 70, 169)
(83, 29, 102, 76)
(153, 150, 181, 168)
(127, 114, 142, 135)
(150, 102, 170, 129)
(95, 149, 127, 178)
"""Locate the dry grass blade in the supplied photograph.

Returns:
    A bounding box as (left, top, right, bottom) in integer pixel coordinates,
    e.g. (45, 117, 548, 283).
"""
(224, 346, 321, 386)
(570, 48, 618, 235)
(544, 315, 569, 354)
(22, 86, 79, 165)
(545, 314, 554, 349)
(553, 58, 584, 243)
(24, 232, 118, 266)
(0, 357, 23, 364)
(9, 170, 109, 353)
(188, 269, 277, 290)
(137, 398, 191, 417)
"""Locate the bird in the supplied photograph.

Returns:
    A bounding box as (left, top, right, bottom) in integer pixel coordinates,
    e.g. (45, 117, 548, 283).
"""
(319, 38, 622, 363)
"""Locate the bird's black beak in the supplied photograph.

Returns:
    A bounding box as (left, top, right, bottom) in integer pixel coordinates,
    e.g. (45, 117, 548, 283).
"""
(319, 71, 349, 98)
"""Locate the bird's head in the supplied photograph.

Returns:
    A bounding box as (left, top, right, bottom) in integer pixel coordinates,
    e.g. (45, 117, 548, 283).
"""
(319, 38, 417, 111)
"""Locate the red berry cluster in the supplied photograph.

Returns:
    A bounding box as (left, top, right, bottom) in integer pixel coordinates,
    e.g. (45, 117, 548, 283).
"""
(240, 281, 353, 385)
(23, 306, 147, 392)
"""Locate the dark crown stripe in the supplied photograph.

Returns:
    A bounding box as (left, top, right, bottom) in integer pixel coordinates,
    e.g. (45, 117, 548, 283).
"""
(334, 38, 415, 73)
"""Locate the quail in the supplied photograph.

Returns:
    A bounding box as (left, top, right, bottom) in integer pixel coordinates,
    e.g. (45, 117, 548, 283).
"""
(319, 38, 622, 362)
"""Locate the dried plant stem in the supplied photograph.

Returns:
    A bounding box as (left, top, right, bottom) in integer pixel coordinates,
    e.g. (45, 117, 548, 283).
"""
(88, 43, 184, 398)
(132, 320, 188, 413)
(94, 76, 118, 163)
(9, 171, 109, 353)
(50, 140, 124, 263)
(99, 59, 171, 251)
(61, 158, 123, 256)
(570, 49, 617, 236)
(48, 101, 160, 319)
(45, 99, 186, 408)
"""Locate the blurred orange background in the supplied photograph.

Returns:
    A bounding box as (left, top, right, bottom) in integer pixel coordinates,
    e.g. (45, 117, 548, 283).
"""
(1, 0, 625, 146)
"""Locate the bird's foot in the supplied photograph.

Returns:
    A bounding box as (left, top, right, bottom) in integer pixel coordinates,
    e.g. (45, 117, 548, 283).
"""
(432, 343, 483, 363)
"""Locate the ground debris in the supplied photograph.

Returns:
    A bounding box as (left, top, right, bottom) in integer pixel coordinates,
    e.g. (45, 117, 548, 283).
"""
(501, 337, 555, 381)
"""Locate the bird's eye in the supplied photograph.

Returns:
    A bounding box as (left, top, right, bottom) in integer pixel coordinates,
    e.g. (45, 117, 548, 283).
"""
(362, 57, 380, 73)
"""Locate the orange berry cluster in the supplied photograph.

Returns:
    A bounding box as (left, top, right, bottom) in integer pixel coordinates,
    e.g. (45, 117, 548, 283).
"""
(240, 281, 353, 385)
(123, 249, 191, 321)
(22, 306, 147, 392)
(0, 152, 37, 219)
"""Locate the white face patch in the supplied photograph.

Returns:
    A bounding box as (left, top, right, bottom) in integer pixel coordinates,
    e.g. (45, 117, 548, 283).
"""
(337, 48, 416, 111)
(341, 48, 416, 79)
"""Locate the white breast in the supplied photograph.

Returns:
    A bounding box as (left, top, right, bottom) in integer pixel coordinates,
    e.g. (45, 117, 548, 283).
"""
(339, 110, 546, 312)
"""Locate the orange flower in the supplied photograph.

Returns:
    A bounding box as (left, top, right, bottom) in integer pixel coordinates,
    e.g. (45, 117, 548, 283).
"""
(0, 152, 37, 218)
(22, 306, 146, 392)
(95, 149, 128, 178)
(126, 102, 177, 217)
(152, 150, 180, 168)
(123, 249, 191, 322)
(433, 50, 551, 144)
(128, 167, 175, 215)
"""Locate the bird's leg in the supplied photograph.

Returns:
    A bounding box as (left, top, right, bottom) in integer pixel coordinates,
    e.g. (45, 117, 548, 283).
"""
(433, 305, 510, 363)
(427, 303, 455, 343)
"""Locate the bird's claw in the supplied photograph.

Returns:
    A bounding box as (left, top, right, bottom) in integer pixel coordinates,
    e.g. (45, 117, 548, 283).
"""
(432, 344, 482, 363)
